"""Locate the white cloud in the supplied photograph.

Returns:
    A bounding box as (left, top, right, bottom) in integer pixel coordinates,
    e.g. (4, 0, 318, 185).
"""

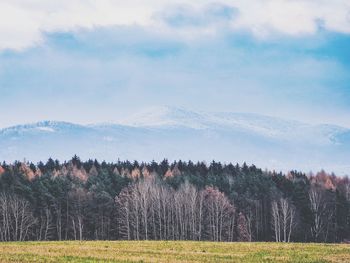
(0, 0, 349, 50)
(232, 0, 350, 37)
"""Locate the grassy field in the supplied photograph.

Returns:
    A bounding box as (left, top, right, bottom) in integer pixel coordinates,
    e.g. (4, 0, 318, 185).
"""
(0, 241, 349, 263)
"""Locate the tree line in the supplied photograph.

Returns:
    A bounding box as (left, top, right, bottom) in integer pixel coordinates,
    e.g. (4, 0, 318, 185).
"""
(0, 156, 349, 243)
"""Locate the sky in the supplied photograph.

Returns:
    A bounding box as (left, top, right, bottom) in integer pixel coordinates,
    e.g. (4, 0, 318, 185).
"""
(0, 0, 349, 128)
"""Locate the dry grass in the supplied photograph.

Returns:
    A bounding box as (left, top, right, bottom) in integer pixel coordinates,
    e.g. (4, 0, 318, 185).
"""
(0, 241, 348, 262)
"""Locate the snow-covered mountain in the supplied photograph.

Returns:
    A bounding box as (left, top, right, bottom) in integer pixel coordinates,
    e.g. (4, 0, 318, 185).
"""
(120, 107, 348, 145)
(0, 107, 349, 175)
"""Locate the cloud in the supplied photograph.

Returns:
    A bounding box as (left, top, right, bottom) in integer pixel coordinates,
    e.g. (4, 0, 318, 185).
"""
(156, 3, 238, 28)
(0, 26, 349, 128)
(0, 0, 349, 51)
(232, 0, 350, 37)
(0, 1, 349, 129)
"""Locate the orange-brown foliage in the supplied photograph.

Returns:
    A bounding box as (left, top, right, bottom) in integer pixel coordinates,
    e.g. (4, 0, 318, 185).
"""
(20, 163, 36, 180)
(142, 166, 150, 178)
(131, 168, 141, 179)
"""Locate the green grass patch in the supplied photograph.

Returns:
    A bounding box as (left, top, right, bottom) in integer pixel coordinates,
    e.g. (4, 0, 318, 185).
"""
(0, 241, 348, 262)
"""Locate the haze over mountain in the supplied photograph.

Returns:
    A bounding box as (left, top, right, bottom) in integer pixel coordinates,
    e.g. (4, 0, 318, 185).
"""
(0, 107, 349, 175)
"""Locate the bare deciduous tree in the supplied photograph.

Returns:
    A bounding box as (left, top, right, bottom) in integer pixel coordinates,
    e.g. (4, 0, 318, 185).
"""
(271, 198, 296, 242)
(116, 181, 235, 242)
(0, 193, 36, 241)
(308, 184, 335, 242)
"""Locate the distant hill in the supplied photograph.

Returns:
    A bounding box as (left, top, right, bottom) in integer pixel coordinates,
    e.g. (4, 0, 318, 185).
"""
(1, 107, 349, 175)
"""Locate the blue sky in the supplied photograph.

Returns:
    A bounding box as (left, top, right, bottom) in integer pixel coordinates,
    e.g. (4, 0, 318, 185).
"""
(0, 1, 349, 128)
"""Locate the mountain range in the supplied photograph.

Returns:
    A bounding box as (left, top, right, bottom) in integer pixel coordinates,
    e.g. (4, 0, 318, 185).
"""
(1, 106, 349, 175)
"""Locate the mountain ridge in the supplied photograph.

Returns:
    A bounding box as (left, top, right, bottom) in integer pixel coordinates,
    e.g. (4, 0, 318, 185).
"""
(0, 107, 349, 175)
(2, 106, 348, 144)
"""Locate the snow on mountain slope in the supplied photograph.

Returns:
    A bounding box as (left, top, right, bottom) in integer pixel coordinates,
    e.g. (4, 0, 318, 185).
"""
(119, 106, 208, 129)
(0, 121, 87, 136)
(120, 106, 348, 145)
(0, 107, 349, 175)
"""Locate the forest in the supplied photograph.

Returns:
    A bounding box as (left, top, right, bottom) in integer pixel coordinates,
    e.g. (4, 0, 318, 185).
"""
(0, 156, 349, 243)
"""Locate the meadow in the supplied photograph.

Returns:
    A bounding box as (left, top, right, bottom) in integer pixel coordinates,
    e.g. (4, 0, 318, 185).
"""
(0, 241, 349, 263)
